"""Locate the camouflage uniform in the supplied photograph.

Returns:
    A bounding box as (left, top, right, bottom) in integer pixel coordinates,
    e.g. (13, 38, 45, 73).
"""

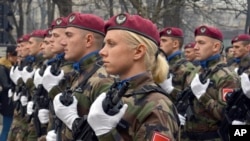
(184, 55, 240, 141)
(8, 58, 30, 141)
(166, 50, 197, 102)
(25, 54, 47, 141)
(65, 52, 113, 140)
(97, 72, 180, 141)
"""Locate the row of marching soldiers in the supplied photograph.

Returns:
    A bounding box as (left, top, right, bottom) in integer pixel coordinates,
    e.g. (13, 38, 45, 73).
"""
(5, 11, 250, 141)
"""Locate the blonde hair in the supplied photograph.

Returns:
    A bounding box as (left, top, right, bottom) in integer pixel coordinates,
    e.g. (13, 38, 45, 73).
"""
(122, 30, 169, 83)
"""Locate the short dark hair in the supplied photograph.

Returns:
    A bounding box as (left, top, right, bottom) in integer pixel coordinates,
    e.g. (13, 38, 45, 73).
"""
(225, 46, 232, 53)
(6, 46, 17, 56)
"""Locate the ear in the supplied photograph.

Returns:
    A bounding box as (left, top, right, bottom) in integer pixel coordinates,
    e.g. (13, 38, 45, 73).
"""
(212, 41, 221, 52)
(134, 44, 146, 60)
(173, 39, 179, 49)
(85, 33, 94, 48)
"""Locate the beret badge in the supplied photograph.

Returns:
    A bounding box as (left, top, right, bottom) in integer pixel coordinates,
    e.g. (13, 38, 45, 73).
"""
(234, 37, 238, 41)
(115, 14, 127, 25)
(200, 27, 206, 33)
(69, 15, 76, 23)
(166, 29, 172, 35)
(56, 19, 62, 25)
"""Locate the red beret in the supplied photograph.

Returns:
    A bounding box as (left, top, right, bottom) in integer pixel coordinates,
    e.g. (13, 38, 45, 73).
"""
(19, 34, 30, 42)
(44, 28, 52, 37)
(105, 13, 160, 45)
(159, 27, 183, 38)
(231, 34, 250, 44)
(51, 17, 68, 29)
(30, 29, 46, 38)
(194, 25, 223, 41)
(184, 42, 195, 49)
(67, 12, 105, 36)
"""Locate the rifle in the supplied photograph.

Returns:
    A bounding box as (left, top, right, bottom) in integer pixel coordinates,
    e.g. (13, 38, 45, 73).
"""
(49, 54, 64, 141)
(175, 69, 211, 119)
(72, 81, 130, 141)
(32, 64, 49, 137)
(217, 88, 250, 141)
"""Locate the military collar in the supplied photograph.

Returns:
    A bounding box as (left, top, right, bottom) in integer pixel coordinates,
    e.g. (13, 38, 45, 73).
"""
(200, 54, 221, 69)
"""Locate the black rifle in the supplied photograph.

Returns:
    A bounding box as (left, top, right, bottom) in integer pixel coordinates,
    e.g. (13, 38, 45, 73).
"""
(72, 81, 130, 141)
(50, 54, 64, 141)
(217, 88, 250, 141)
(32, 64, 49, 137)
(175, 69, 211, 119)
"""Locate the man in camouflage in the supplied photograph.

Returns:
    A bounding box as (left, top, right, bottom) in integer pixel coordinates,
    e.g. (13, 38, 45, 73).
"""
(8, 34, 31, 141)
(47, 12, 113, 141)
(182, 25, 239, 141)
(36, 17, 74, 141)
(158, 27, 197, 102)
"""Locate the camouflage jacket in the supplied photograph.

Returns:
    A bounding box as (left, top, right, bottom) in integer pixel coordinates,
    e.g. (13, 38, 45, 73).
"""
(166, 51, 197, 102)
(98, 72, 180, 141)
(185, 56, 240, 133)
(71, 52, 114, 116)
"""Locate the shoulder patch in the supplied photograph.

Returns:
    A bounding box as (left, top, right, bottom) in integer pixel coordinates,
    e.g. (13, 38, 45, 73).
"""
(152, 132, 170, 141)
(222, 88, 233, 101)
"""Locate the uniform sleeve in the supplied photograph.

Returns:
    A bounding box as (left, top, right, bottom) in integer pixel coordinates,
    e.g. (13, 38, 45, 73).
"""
(134, 99, 180, 141)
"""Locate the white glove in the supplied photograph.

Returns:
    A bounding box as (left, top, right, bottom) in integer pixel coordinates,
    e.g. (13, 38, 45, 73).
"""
(240, 73, 250, 99)
(159, 74, 174, 94)
(232, 120, 246, 125)
(178, 114, 186, 126)
(191, 73, 210, 100)
(53, 93, 79, 130)
(234, 67, 239, 74)
(21, 66, 35, 83)
(87, 93, 128, 136)
(38, 109, 50, 124)
(42, 65, 64, 92)
(8, 89, 14, 98)
(13, 92, 21, 102)
(10, 66, 22, 85)
(46, 130, 57, 141)
(20, 95, 28, 106)
(26, 101, 34, 115)
(34, 68, 43, 88)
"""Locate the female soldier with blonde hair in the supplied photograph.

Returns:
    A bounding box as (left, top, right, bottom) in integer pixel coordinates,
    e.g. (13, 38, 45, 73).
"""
(87, 13, 180, 141)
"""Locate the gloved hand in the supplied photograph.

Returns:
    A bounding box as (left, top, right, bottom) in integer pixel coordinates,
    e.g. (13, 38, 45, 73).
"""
(191, 73, 210, 100)
(178, 114, 186, 126)
(38, 109, 50, 124)
(10, 66, 22, 85)
(87, 93, 128, 136)
(240, 73, 250, 99)
(53, 93, 79, 130)
(27, 101, 34, 115)
(21, 66, 36, 83)
(159, 74, 174, 94)
(46, 130, 57, 141)
(20, 95, 28, 106)
(13, 92, 21, 102)
(34, 68, 43, 88)
(8, 89, 14, 98)
(232, 120, 246, 125)
(42, 65, 64, 92)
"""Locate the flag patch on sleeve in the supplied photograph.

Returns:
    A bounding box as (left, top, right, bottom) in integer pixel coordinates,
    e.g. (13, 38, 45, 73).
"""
(222, 88, 233, 101)
(152, 132, 170, 141)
